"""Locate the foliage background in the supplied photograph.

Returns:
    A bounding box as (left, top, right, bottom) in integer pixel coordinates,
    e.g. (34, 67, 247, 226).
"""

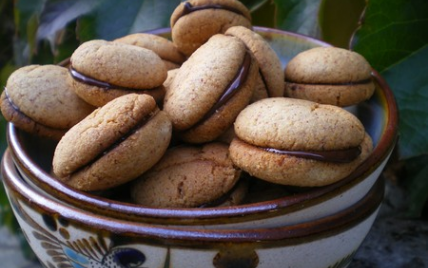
(0, 0, 427, 260)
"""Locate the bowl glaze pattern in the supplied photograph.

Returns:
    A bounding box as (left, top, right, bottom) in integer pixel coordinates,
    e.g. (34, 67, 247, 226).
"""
(2, 148, 384, 268)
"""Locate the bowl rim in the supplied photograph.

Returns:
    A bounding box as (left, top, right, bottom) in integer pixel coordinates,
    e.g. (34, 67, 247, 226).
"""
(6, 27, 398, 223)
(2, 147, 383, 244)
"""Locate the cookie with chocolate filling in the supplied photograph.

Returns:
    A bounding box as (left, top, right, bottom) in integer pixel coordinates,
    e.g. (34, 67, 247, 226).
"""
(163, 34, 258, 143)
(70, 40, 167, 107)
(229, 97, 373, 187)
(225, 26, 284, 102)
(114, 33, 186, 70)
(284, 47, 375, 107)
(0, 65, 95, 140)
(131, 143, 242, 208)
(52, 94, 172, 191)
(170, 0, 252, 56)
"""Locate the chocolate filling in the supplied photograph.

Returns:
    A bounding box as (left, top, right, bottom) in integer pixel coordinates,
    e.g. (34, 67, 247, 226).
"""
(70, 110, 157, 176)
(285, 77, 373, 87)
(192, 51, 252, 128)
(173, 2, 246, 25)
(70, 67, 144, 91)
(263, 146, 361, 163)
(3, 88, 21, 112)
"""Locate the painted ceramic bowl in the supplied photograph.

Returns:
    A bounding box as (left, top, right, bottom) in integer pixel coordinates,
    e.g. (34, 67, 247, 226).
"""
(2, 148, 384, 268)
(6, 27, 398, 229)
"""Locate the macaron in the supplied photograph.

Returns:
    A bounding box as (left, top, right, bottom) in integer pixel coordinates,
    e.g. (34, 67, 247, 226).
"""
(225, 26, 284, 102)
(0, 65, 95, 140)
(130, 142, 242, 208)
(69, 39, 167, 107)
(170, 0, 252, 56)
(284, 47, 375, 107)
(114, 33, 186, 70)
(163, 33, 258, 143)
(229, 97, 373, 187)
(52, 93, 172, 191)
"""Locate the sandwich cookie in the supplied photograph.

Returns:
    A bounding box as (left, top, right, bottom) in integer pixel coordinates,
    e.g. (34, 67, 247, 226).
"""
(163, 34, 258, 143)
(0, 65, 94, 140)
(225, 26, 284, 102)
(114, 33, 186, 70)
(229, 97, 373, 187)
(69, 40, 167, 107)
(52, 94, 172, 191)
(131, 143, 242, 208)
(170, 0, 252, 56)
(284, 47, 375, 107)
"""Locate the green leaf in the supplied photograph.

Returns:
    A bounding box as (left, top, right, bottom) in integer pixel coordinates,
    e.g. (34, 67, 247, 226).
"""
(382, 45, 428, 159)
(351, 0, 428, 160)
(350, 0, 428, 219)
(240, 0, 269, 12)
(15, 0, 45, 36)
(351, 0, 428, 73)
(250, 0, 276, 28)
(14, 0, 46, 64)
(318, 0, 366, 48)
(36, 0, 100, 42)
(273, 0, 322, 38)
(77, 0, 180, 42)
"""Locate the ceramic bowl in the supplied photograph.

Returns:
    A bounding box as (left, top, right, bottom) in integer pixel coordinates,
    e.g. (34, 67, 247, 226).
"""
(6, 27, 398, 229)
(2, 148, 384, 268)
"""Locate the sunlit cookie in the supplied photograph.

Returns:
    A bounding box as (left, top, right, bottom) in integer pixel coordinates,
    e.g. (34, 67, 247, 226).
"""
(229, 97, 373, 187)
(70, 40, 167, 107)
(225, 26, 284, 102)
(170, 0, 252, 56)
(284, 47, 375, 107)
(114, 33, 186, 70)
(0, 65, 94, 140)
(163, 34, 258, 144)
(131, 142, 242, 208)
(52, 94, 172, 191)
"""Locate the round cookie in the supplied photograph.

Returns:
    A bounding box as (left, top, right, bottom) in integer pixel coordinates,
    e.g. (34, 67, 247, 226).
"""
(170, 0, 252, 56)
(284, 47, 375, 107)
(131, 143, 242, 208)
(163, 33, 258, 143)
(225, 26, 284, 102)
(229, 97, 373, 187)
(52, 93, 172, 191)
(0, 65, 95, 140)
(114, 33, 186, 70)
(70, 39, 168, 107)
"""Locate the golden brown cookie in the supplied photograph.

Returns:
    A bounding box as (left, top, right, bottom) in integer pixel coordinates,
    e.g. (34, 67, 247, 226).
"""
(52, 93, 172, 191)
(114, 33, 186, 70)
(131, 142, 241, 208)
(70, 40, 167, 107)
(225, 26, 284, 102)
(163, 34, 258, 143)
(170, 0, 252, 56)
(284, 47, 375, 107)
(0, 65, 94, 140)
(229, 97, 373, 187)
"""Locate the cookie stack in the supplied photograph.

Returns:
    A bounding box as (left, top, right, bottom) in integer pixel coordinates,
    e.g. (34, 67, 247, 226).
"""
(0, 0, 376, 209)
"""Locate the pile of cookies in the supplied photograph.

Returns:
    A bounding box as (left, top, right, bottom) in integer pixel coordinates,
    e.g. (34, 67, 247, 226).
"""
(0, 0, 376, 208)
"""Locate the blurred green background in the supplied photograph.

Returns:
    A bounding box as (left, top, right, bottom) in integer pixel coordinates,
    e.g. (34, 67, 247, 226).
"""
(1, 0, 427, 261)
